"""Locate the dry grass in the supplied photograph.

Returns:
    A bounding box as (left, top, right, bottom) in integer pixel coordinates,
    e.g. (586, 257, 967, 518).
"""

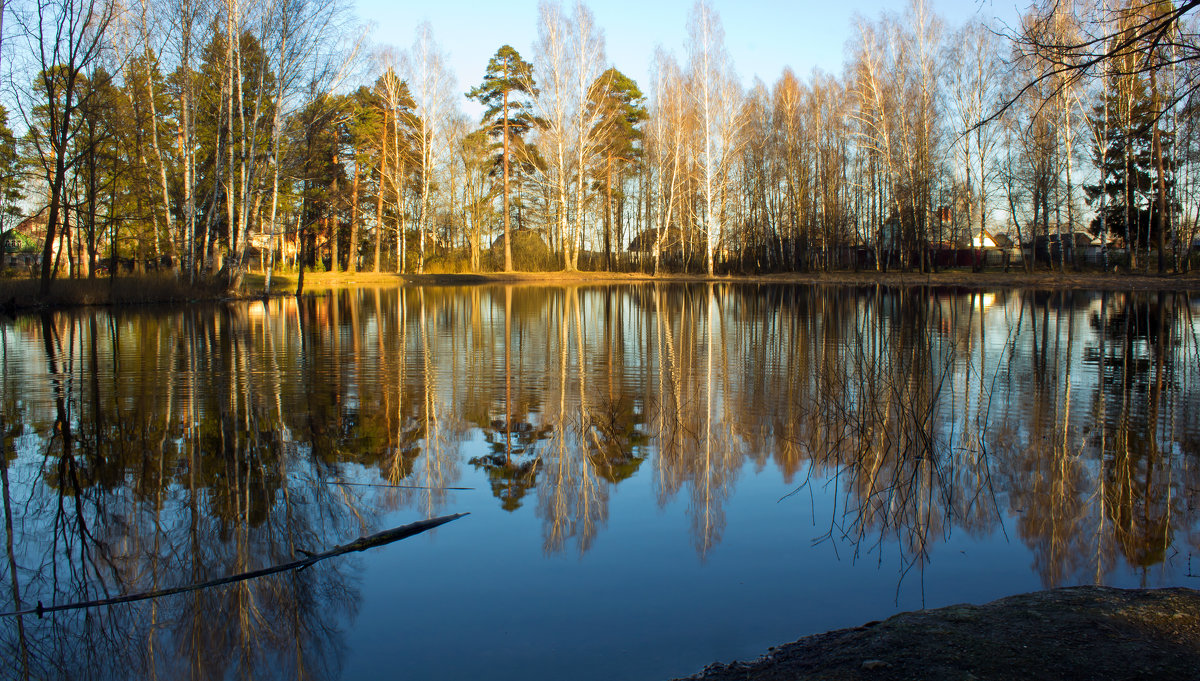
(252, 270, 405, 291)
(393, 268, 1200, 291)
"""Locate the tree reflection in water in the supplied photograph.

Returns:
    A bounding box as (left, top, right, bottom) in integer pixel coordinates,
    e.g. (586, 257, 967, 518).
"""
(1, 284, 1199, 678)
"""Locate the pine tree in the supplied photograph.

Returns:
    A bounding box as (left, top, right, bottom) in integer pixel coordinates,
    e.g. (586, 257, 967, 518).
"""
(0, 107, 23, 252)
(1084, 76, 1176, 252)
(588, 67, 646, 267)
(467, 45, 536, 272)
(346, 86, 385, 273)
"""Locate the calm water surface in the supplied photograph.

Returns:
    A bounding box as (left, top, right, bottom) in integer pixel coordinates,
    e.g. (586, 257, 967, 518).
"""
(1, 284, 1198, 680)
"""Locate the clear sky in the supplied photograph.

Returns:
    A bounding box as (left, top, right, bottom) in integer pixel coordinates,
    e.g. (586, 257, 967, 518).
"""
(353, 0, 1020, 114)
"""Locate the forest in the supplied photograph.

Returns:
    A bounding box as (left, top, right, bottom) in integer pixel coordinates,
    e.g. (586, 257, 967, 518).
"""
(1, 0, 1200, 294)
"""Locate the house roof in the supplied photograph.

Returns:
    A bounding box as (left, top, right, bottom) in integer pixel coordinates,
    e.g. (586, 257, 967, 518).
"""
(14, 207, 50, 240)
(2, 231, 40, 252)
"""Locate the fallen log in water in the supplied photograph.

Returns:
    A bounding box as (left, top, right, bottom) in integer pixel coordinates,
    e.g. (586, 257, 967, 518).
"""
(0, 513, 468, 618)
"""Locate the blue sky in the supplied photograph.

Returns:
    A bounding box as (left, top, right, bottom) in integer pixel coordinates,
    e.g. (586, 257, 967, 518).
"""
(353, 0, 1019, 113)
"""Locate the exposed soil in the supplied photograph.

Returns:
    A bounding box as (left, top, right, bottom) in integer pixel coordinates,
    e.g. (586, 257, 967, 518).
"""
(671, 586, 1200, 681)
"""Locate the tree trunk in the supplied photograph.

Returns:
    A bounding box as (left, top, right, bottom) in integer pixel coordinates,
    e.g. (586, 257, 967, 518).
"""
(374, 163, 383, 273)
(1153, 89, 1168, 274)
(502, 85, 512, 272)
(348, 161, 360, 273)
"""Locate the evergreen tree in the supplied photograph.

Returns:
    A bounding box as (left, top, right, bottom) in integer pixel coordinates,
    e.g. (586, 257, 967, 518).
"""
(74, 68, 123, 276)
(346, 86, 385, 273)
(467, 45, 536, 272)
(588, 67, 646, 267)
(288, 94, 350, 278)
(0, 107, 23, 252)
(1085, 75, 1177, 251)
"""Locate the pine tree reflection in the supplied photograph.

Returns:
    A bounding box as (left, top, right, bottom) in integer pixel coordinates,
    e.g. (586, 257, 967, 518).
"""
(470, 286, 552, 512)
(983, 290, 1200, 587)
(586, 286, 648, 484)
(1094, 293, 1186, 574)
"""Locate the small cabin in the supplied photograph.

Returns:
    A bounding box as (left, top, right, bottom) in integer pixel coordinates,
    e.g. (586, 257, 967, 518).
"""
(971, 230, 999, 249)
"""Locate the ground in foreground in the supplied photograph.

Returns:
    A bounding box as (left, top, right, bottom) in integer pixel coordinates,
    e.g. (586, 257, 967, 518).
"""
(673, 586, 1200, 681)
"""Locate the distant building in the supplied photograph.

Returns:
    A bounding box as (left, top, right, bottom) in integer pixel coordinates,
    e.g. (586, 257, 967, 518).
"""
(970, 230, 999, 248)
(990, 233, 1015, 249)
(11, 207, 50, 245)
(2, 208, 50, 270)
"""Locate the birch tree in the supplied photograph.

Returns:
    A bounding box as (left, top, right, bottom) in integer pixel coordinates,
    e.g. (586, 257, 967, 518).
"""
(645, 49, 689, 274)
(528, 0, 574, 269)
(567, 0, 605, 271)
(945, 19, 1002, 267)
(402, 21, 456, 274)
(262, 0, 352, 290)
(850, 17, 904, 269)
(685, 0, 740, 275)
(374, 55, 414, 273)
(161, 0, 209, 280)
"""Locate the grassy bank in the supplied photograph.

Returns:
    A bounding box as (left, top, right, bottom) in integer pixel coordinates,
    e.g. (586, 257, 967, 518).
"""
(3, 267, 1198, 316)
(267, 267, 1200, 291)
(391, 268, 1200, 291)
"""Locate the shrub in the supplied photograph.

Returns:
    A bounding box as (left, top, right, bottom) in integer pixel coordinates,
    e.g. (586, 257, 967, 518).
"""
(424, 250, 473, 274)
(487, 229, 556, 271)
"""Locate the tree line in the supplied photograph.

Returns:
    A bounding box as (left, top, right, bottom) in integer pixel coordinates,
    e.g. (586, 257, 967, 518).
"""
(1, 0, 1200, 294)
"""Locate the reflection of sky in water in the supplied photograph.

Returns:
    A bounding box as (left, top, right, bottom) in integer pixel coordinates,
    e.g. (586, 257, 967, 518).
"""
(1, 285, 1198, 681)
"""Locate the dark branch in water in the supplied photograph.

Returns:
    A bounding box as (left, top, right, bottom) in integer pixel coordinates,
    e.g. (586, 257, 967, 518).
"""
(0, 513, 469, 619)
(323, 481, 475, 491)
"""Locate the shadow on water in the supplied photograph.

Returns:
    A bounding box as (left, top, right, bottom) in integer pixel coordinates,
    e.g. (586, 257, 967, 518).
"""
(0, 284, 1198, 678)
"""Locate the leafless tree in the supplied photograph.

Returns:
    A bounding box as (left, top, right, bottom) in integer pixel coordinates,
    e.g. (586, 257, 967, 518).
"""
(646, 49, 689, 274)
(14, 0, 118, 295)
(527, 0, 574, 269)
(686, 0, 741, 275)
(946, 19, 1003, 265)
(402, 21, 456, 274)
(1001, 0, 1200, 119)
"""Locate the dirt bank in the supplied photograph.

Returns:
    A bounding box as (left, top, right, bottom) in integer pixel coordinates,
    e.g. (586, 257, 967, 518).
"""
(672, 586, 1200, 681)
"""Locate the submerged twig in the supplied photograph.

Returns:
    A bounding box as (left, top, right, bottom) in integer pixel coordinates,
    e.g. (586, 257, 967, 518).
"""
(0, 513, 469, 618)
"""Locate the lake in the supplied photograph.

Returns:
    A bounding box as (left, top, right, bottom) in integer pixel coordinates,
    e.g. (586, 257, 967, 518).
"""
(1, 283, 1198, 680)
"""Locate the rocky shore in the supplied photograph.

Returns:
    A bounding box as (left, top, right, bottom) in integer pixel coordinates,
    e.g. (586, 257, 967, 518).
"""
(672, 586, 1200, 681)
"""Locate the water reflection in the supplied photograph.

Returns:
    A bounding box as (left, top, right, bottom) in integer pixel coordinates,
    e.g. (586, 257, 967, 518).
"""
(1, 284, 1199, 679)
(1, 306, 365, 680)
